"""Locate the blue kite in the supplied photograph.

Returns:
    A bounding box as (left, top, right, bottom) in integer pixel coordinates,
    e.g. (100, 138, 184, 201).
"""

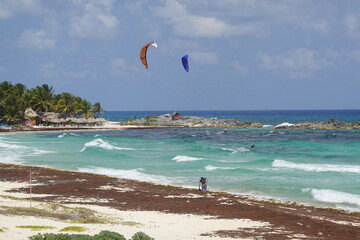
(181, 55, 189, 72)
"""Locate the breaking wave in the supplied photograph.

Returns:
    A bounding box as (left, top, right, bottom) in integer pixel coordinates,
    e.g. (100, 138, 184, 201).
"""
(78, 167, 172, 184)
(221, 147, 249, 154)
(205, 165, 239, 171)
(80, 138, 136, 152)
(272, 159, 360, 174)
(58, 132, 80, 138)
(0, 138, 54, 163)
(310, 189, 360, 208)
(172, 155, 203, 162)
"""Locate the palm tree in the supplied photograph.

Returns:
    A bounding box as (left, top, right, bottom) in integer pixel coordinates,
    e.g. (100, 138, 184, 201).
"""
(1, 92, 21, 123)
(30, 84, 54, 113)
(0, 81, 104, 124)
(92, 102, 104, 118)
(13, 83, 27, 120)
(53, 92, 83, 117)
(80, 99, 95, 118)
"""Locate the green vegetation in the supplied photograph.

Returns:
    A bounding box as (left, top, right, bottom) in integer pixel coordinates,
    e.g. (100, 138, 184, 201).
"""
(0, 81, 104, 124)
(131, 232, 154, 240)
(120, 221, 141, 227)
(29, 230, 153, 240)
(59, 226, 87, 232)
(0, 203, 110, 224)
(180, 117, 191, 120)
(144, 115, 159, 122)
(193, 121, 204, 125)
(16, 225, 56, 231)
(29, 230, 127, 240)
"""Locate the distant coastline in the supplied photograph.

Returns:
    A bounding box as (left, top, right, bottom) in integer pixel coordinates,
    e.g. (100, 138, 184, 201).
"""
(2, 112, 360, 132)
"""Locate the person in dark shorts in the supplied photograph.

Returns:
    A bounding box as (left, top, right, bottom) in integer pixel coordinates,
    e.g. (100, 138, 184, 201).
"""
(199, 177, 208, 192)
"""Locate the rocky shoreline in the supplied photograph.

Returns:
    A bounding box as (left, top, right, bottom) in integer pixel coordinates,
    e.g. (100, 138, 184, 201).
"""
(1, 114, 360, 132)
(123, 114, 360, 129)
(122, 113, 263, 128)
(274, 118, 360, 129)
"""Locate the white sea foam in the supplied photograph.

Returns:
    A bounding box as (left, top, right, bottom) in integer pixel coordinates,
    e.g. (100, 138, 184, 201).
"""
(58, 132, 79, 138)
(222, 147, 249, 154)
(29, 149, 56, 156)
(272, 159, 360, 174)
(310, 189, 360, 207)
(58, 133, 66, 138)
(205, 165, 238, 171)
(262, 125, 273, 128)
(78, 167, 172, 184)
(0, 139, 53, 163)
(0, 141, 29, 149)
(275, 122, 294, 128)
(172, 155, 203, 162)
(80, 138, 135, 152)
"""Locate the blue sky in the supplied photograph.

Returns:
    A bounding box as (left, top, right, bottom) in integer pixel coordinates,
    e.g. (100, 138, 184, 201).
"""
(1, 0, 360, 111)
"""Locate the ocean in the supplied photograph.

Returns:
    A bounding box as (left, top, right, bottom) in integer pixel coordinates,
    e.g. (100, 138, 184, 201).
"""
(1, 110, 360, 212)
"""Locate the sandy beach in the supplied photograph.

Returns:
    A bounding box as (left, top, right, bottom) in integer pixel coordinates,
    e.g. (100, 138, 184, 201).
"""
(0, 163, 359, 240)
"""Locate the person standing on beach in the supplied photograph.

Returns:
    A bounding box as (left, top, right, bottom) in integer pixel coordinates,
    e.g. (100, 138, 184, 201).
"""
(199, 177, 208, 192)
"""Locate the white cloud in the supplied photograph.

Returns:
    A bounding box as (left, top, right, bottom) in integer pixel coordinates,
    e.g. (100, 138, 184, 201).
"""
(344, 13, 360, 39)
(111, 58, 126, 70)
(0, 66, 8, 73)
(124, 0, 149, 14)
(40, 61, 55, 77)
(233, 61, 248, 75)
(258, 48, 332, 72)
(0, 0, 47, 20)
(190, 51, 219, 65)
(69, 0, 119, 39)
(187, 0, 332, 34)
(153, 0, 257, 38)
(344, 49, 360, 63)
(0, 6, 11, 19)
(110, 58, 137, 73)
(17, 30, 56, 51)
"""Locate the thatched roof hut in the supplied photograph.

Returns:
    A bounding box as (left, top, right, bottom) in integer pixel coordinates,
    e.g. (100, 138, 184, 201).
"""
(24, 108, 38, 118)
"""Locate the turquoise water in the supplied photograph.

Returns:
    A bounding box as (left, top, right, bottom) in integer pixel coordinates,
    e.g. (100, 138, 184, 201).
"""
(1, 110, 360, 212)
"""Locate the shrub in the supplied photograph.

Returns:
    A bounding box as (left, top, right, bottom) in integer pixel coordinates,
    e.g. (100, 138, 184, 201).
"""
(59, 226, 87, 232)
(144, 115, 159, 122)
(94, 230, 126, 240)
(16, 225, 56, 231)
(131, 232, 154, 240)
(29, 230, 126, 240)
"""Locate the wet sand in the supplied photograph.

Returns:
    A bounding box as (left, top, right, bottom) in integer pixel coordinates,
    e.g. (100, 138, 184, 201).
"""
(0, 163, 359, 239)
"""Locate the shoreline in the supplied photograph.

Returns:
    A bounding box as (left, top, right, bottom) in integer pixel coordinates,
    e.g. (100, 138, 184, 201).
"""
(0, 123, 189, 133)
(0, 163, 359, 239)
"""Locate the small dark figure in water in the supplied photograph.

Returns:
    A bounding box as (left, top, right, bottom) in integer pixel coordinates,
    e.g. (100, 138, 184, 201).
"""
(249, 144, 255, 150)
(199, 177, 208, 192)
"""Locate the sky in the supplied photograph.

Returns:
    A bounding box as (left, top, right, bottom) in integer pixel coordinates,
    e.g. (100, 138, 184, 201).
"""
(1, 0, 360, 111)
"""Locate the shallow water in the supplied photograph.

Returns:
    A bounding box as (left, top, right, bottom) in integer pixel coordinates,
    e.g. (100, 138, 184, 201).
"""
(1, 110, 360, 211)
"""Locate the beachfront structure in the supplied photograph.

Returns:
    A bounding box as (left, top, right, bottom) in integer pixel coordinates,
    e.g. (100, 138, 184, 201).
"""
(24, 108, 107, 127)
